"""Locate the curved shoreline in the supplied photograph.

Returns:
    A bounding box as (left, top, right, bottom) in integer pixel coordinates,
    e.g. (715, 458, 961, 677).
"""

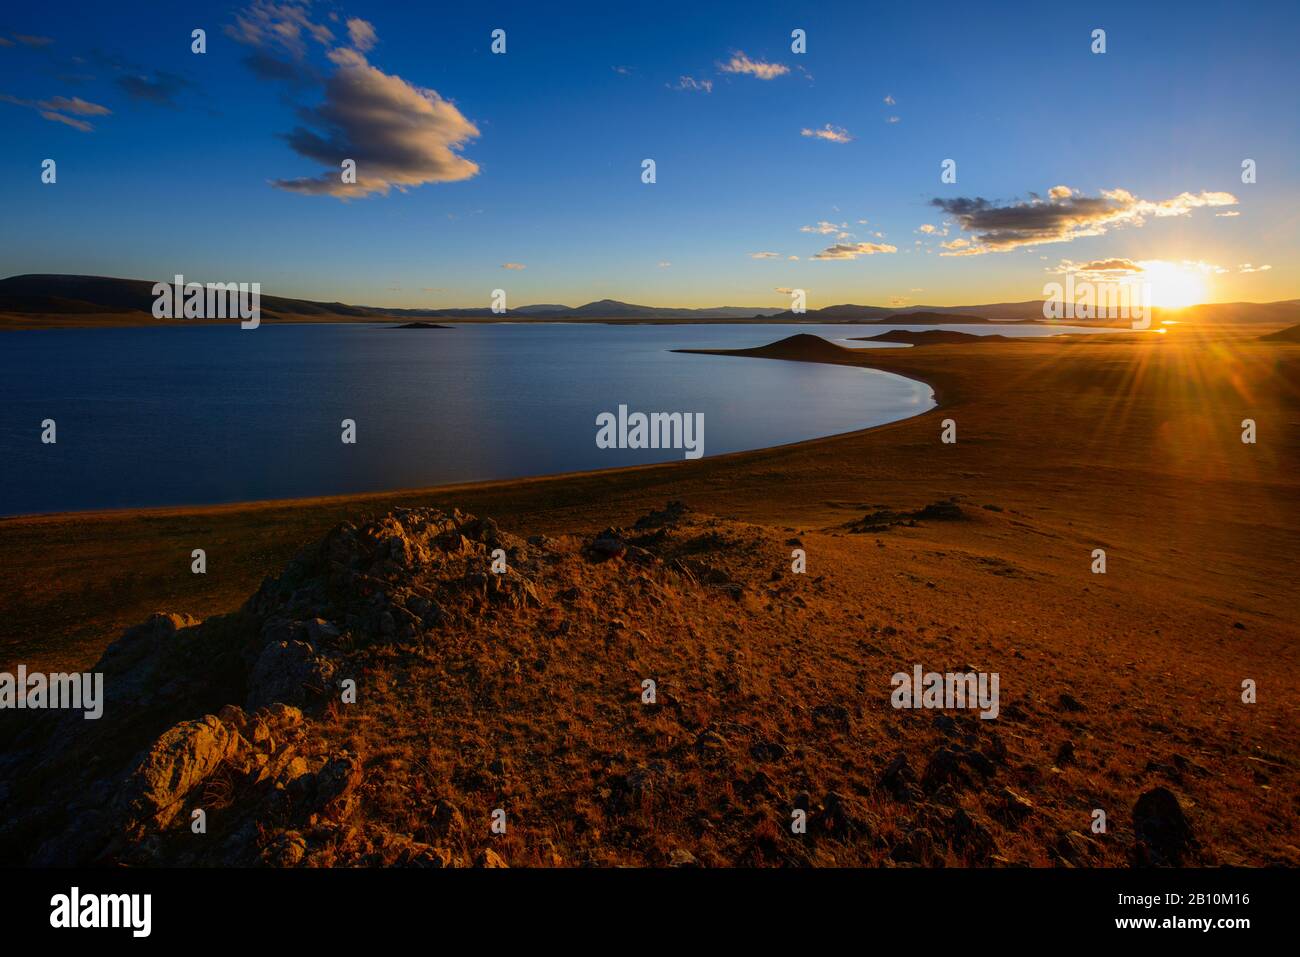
(3, 329, 1297, 683)
(0, 337, 943, 524)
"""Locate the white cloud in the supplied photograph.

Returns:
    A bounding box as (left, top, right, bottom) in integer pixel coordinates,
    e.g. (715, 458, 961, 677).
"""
(38, 96, 111, 116)
(346, 17, 377, 52)
(672, 75, 713, 93)
(933, 186, 1240, 255)
(812, 241, 897, 260)
(39, 111, 93, 131)
(271, 47, 480, 198)
(226, 0, 335, 57)
(718, 51, 789, 80)
(0, 92, 110, 132)
(800, 220, 848, 235)
(801, 123, 852, 143)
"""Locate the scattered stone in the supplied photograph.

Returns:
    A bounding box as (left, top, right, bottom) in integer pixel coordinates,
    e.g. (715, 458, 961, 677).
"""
(820, 791, 873, 839)
(695, 730, 727, 757)
(921, 747, 974, 792)
(588, 529, 627, 559)
(634, 501, 691, 529)
(247, 640, 335, 711)
(880, 753, 920, 802)
(1132, 786, 1196, 865)
(430, 800, 466, 839)
(1056, 692, 1086, 713)
(749, 741, 787, 763)
(811, 703, 850, 729)
(261, 830, 308, 867)
(993, 787, 1035, 826)
(1054, 830, 1100, 865)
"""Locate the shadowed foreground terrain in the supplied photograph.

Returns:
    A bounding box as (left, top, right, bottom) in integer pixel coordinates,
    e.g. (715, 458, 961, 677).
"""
(1, 325, 1297, 866)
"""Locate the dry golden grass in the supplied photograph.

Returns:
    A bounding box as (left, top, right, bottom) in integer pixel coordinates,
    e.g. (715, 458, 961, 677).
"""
(1, 323, 1297, 866)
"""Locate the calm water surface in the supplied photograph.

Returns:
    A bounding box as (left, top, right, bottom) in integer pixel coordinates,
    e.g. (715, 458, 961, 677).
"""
(0, 321, 1107, 515)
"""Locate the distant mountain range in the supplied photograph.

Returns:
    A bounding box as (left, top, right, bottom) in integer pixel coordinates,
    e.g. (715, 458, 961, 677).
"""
(2, 274, 1297, 326)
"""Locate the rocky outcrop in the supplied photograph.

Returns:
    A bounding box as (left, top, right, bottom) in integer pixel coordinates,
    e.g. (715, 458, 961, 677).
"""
(0, 507, 546, 867)
(122, 714, 244, 829)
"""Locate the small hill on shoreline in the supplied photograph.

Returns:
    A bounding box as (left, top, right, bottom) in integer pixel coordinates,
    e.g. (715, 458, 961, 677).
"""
(1260, 323, 1300, 342)
(675, 333, 858, 362)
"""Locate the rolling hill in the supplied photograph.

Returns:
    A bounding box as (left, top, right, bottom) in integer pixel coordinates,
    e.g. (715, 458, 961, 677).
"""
(3, 274, 1297, 328)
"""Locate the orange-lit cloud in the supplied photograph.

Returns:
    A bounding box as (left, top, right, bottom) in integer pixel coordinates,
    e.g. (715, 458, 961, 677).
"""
(932, 187, 1239, 255)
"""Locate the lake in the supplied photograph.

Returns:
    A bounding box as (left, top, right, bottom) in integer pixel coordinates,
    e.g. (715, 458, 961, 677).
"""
(0, 321, 1107, 515)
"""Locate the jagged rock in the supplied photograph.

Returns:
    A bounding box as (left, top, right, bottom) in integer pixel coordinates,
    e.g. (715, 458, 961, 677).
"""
(95, 612, 202, 709)
(880, 753, 921, 802)
(922, 747, 974, 792)
(465, 569, 542, 609)
(305, 618, 341, 644)
(262, 830, 307, 867)
(634, 501, 692, 529)
(624, 545, 658, 565)
(474, 848, 509, 868)
(288, 753, 363, 822)
(993, 787, 1035, 826)
(589, 529, 627, 559)
(1054, 830, 1100, 865)
(1133, 787, 1196, 865)
(812, 703, 850, 729)
(669, 847, 699, 867)
(366, 830, 455, 867)
(218, 704, 250, 734)
(750, 740, 787, 763)
(262, 703, 304, 729)
(430, 800, 466, 839)
(0, 505, 878, 868)
(247, 640, 335, 711)
(278, 755, 311, 785)
(123, 714, 242, 828)
(820, 791, 873, 839)
(915, 500, 965, 521)
(890, 826, 936, 865)
(934, 806, 998, 863)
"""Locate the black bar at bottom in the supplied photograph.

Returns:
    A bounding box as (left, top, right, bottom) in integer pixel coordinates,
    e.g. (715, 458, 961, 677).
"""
(2, 866, 1288, 942)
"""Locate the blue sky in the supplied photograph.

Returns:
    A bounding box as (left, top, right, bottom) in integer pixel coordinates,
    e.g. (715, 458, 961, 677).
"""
(1, 0, 1296, 308)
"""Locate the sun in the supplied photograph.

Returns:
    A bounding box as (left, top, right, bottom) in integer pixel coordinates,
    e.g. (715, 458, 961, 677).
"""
(1140, 261, 1208, 310)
